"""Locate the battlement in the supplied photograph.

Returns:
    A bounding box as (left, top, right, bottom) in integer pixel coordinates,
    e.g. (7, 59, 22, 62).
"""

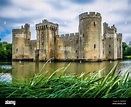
(103, 22, 116, 30)
(103, 22, 117, 34)
(20, 23, 30, 29)
(79, 12, 101, 21)
(12, 29, 21, 33)
(103, 22, 108, 27)
(60, 32, 79, 38)
(36, 19, 58, 30)
(59, 32, 78, 41)
(117, 33, 122, 38)
(13, 23, 30, 34)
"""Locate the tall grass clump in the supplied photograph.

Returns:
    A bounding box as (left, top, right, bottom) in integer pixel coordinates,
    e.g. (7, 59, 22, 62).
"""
(0, 62, 130, 98)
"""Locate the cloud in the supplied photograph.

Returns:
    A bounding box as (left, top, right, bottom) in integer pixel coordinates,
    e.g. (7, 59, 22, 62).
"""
(123, 33, 131, 43)
(0, 0, 131, 44)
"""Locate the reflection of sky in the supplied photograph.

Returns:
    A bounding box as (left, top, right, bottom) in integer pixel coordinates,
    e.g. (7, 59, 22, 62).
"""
(119, 61, 131, 71)
(0, 65, 12, 69)
(0, 73, 12, 83)
(0, 61, 130, 83)
(119, 61, 131, 77)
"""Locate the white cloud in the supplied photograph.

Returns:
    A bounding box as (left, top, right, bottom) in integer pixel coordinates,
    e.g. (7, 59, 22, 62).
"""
(0, 0, 131, 44)
(122, 33, 131, 43)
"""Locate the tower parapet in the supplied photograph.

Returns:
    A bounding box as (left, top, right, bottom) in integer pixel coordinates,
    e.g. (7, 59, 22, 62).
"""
(103, 22, 117, 34)
(79, 12, 101, 21)
(36, 19, 58, 31)
(117, 33, 122, 38)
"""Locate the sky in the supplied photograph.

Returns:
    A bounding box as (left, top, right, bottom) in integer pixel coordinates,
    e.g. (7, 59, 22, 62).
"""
(0, 0, 131, 44)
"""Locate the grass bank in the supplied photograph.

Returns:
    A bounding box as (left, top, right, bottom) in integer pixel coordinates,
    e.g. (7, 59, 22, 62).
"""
(0, 63, 131, 98)
(124, 55, 131, 59)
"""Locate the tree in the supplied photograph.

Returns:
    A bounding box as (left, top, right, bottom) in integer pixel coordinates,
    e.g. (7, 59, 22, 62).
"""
(122, 42, 128, 58)
(122, 42, 128, 51)
(0, 42, 12, 62)
(126, 47, 131, 56)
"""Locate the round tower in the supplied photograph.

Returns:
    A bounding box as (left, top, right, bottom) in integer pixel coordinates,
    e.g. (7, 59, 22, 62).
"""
(78, 12, 102, 61)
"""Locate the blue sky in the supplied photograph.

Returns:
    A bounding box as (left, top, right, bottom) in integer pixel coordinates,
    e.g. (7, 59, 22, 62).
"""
(0, 0, 131, 44)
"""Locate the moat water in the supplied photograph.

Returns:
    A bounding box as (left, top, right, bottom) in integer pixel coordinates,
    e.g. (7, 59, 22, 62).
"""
(0, 60, 131, 83)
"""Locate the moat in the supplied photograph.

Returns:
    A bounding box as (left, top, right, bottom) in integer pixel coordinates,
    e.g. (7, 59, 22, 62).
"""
(0, 60, 130, 83)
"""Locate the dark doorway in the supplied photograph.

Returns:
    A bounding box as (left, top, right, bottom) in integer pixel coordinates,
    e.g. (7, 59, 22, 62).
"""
(35, 50, 39, 61)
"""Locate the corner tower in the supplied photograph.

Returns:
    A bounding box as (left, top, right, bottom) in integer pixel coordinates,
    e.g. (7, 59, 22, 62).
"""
(12, 23, 31, 60)
(103, 22, 118, 60)
(78, 12, 102, 61)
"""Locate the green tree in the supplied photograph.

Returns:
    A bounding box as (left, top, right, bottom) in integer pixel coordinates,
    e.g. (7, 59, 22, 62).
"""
(122, 42, 128, 58)
(122, 42, 131, 59)
(6, 43, 12, 61)
(122, 42, 128, 51)
(0, 42, 12, 62)
(126, 47, 131, 56)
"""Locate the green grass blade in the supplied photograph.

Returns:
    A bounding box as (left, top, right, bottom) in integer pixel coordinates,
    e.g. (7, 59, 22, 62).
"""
(101, 63, 118, 86)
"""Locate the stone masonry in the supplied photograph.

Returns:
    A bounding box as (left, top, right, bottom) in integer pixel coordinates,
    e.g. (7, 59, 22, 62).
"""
(12, 12, 122, 62)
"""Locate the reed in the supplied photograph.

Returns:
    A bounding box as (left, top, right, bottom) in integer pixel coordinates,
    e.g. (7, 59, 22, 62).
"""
(0, 62, 130, 98)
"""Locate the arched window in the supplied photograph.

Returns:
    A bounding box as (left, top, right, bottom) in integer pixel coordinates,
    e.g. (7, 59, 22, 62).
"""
(16, 49, 18, 52)
(94, 44, 96, 49)
(76, 50, 77, 53)
(94, 22, 96, 26)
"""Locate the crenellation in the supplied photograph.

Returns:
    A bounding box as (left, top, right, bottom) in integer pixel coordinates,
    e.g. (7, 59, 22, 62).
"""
(96, 12, 101, 16)
(70, 33, 74, 36)
(75, 32, 79, 36)
(89, 12, 96, 15)
(117, 33, 122, 38)
(103, 22, 108, 26)
(60, 34, 64, 37)
(79, 12, 101, 21)
(36, 19, 58, 31)
(12, 11, 122, 61)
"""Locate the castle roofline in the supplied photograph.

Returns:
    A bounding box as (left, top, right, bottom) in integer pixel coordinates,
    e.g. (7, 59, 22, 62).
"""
(36, 19, 58, 30)
(36, 19, 58, 26)
(117, 33, 122, 37)
(79, 12, 101, 21)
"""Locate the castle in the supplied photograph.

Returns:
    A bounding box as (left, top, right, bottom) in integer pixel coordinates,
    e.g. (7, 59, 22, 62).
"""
(12, 12, 122, 62)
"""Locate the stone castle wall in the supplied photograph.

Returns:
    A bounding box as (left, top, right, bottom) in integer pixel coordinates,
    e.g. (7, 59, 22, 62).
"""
(56, 33, 79, 60)
(12, 12, 122, 62)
